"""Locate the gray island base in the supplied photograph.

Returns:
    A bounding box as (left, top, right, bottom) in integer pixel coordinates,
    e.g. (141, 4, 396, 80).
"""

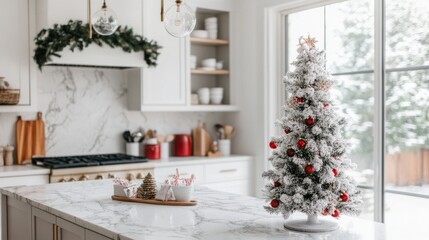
(1, 180, 385, 240)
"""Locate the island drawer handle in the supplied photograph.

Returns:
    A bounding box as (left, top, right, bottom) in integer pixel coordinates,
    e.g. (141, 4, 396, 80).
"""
(220, 169, 238, 173)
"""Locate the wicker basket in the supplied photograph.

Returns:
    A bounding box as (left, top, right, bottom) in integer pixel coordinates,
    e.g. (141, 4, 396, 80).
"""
(0, 89, 20, 105)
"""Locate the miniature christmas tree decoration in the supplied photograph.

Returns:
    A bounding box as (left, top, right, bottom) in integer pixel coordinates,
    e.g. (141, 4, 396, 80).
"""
(262, 36, 362, 232)
(137, 173, 157, 199)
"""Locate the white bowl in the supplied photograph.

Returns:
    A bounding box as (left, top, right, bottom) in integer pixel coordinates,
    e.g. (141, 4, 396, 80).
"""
(198, 95, 210, 105)
(210, 87, 223, 93)
(205, 17, 218, 23)
(208, 32, 218, 39)
(191, 30, 208, 38)
(197, 87, 209, 94)
(210, 95, 223, 105)
(202, 58, 216, 68)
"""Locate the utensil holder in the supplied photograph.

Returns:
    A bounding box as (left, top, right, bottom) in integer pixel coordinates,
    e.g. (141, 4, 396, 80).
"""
(218, 139, 231, 156)
(126, 142, 140, 156)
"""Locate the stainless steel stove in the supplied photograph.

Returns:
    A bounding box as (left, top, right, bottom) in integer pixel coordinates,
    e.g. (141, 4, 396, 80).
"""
(33, 154, 154, 183)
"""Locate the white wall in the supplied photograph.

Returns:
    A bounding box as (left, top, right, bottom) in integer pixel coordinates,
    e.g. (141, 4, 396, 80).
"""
(0, 67, 223, 156)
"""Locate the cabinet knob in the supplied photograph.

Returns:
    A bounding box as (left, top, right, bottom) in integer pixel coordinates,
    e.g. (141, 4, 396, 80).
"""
(108, 173, 117, 179)
(79, 175, 89, 181)
(95, 175, 104, 180)
(59, 178, 67, 183)
(136, 173, 144, 179)
(69, 177, 77, 182)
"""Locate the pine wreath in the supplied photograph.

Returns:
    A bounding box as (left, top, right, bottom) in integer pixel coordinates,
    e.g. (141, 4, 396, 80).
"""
(33, 20, 161, 70)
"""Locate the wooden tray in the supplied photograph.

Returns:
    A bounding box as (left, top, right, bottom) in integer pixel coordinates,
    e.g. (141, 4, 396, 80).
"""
(111, 195, 198, 206)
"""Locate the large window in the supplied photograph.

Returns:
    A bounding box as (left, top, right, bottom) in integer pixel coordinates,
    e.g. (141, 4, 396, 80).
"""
(282, 0, 429, 234)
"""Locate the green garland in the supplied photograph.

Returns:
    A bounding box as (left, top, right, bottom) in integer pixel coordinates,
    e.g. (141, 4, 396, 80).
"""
(34, 20, 161, 69)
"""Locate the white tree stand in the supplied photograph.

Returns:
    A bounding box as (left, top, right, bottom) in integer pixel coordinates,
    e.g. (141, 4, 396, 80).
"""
(284, 214, 339, 232)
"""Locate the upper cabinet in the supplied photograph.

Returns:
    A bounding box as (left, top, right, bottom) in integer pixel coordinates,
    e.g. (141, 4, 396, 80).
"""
(126, 0, 187, 108)
(127, 0, 239, 112)
(36, 0, 146, 68)
(0, 0, 36, 112)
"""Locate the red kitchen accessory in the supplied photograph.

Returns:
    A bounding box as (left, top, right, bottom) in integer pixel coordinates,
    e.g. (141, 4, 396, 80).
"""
(175, 134, 192, 156)
(145, 144, 160, 160)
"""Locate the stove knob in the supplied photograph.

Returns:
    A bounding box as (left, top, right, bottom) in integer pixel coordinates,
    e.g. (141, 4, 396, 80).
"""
(136, 173, 144, 179)
(108, 173, 117, 179)
(95, 175, 104, 180)
(59, 178, 67, 183)
(127, 174, 135, 181)
(69, 177, 77, 182)
(79, 175, 89, 181)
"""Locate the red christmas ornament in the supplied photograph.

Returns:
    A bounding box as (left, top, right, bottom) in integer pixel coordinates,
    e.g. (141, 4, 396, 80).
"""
(296, 97, 305, 103)
(274, 181, 281, 187)
(331, 209, 340, 218)
(333, 168, 339, 177)
(269, 141, 278, 149)
(284, 129, 292, 134)
(323, 103, 329, 109)
(305, 117, 315, 126)
(341, 193, 349, 202)
(270, 199, 280, 208)
(322, 208, 330, 216)
(297, 139, 307, 149)
(287, 149, 295, 157)
(305, 165, 315, 174)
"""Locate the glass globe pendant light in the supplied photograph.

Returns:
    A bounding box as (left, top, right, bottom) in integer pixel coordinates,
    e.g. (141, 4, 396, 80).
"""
(92, 0, 119, 36)
(163, 0, 196, 38)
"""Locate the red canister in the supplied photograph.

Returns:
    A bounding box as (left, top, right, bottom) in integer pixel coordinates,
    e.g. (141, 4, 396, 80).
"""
(145, 144, 161, 160)
(175, 134, 192, 156)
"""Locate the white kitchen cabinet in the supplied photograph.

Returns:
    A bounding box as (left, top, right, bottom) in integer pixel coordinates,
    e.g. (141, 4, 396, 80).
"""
(127, 0, 187, 109)
(0, 0, 37, 112)
(153, 156, 252, 195)
(36, 0, 145, 68)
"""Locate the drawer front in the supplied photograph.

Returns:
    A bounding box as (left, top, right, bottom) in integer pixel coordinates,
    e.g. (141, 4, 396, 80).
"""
(203, 180, 250, 196)
(0, 175, 49, 187)
(154, 165, 204, 184)
(205, 161, 249, 183)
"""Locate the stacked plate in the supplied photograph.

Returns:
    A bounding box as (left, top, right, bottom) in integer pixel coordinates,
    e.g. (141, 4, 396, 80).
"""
(205, 17, 218, 39)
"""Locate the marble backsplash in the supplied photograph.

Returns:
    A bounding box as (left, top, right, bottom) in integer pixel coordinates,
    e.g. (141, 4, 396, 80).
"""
(0, 67, 223, 156)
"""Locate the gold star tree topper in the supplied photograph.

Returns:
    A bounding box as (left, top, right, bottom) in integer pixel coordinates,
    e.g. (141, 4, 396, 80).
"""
(303, 35, 318, 48)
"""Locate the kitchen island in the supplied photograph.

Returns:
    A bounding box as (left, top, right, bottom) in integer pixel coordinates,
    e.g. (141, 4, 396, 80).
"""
(1, 180, 385, 240)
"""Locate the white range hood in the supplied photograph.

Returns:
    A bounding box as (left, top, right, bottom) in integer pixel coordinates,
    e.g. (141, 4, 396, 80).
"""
(36, 0, 146, 68)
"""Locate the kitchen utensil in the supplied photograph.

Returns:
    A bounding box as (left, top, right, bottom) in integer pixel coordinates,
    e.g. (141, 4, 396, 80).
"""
(175, 134, 193, 157)
(165, 135, 175, 142)
(218, 128, 225, 140)
(157, 135, 165, 144)
(145, 144, 161, 160)
(229, 128, 236, 139)
(223, 125, 234, 139)
(146, 129, 154, 139)
(123, 131, 132, 142)
(132, 131, 143, 143)
(16, 112, 46, 165)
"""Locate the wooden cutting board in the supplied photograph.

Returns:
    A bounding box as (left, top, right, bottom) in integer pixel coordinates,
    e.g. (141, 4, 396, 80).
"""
(192, 126, 212, 156)
(16, 112, 46, 165)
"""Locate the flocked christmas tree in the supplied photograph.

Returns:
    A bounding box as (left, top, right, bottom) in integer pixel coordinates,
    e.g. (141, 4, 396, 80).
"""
(262, 36, 362, 232)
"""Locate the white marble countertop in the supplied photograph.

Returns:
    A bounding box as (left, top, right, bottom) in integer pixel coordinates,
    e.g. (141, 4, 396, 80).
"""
(0, 180, 385, 240)
(149, 155, 252, 167)
(0, 165, 50, 178)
